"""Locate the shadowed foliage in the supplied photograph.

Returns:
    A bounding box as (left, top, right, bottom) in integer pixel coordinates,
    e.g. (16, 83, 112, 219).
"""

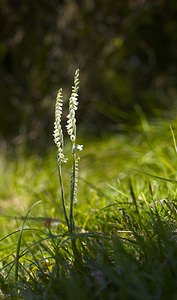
(1, 0, 177, 143)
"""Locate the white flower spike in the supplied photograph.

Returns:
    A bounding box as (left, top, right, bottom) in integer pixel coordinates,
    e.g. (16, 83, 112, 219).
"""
(66, 69, 79, 143)
(53, 88, 68, 163)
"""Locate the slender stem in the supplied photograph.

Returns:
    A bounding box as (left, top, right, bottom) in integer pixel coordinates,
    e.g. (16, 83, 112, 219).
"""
(70, 148, 76, 234)
(69, 145, 82, 268)
(57, 162, 70, 231)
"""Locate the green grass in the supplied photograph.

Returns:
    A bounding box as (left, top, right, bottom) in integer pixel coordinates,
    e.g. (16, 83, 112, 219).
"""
(1, 119, 177, 299)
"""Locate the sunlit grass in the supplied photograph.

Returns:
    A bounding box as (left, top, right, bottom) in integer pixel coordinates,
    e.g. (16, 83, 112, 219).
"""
(1, 118, 177, 298)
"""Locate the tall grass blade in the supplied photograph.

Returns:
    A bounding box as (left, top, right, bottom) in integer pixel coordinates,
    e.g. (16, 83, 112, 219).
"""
(170, 125, 177, 153)
(133, 169, 177, 183)
(15, 200, 42, 283)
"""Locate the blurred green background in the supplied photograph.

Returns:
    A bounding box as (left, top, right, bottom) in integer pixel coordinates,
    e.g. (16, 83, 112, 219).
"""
(1, 0, 177, 146)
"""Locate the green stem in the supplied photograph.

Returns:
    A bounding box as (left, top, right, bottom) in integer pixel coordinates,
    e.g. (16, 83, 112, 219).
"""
(58, 162, 70, 231)
(70, 148, 76, 234)
(69, 145, 82, 268)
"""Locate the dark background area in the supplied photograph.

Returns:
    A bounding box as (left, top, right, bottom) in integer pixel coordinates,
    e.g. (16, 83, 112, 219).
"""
(1, 0, 177, 146)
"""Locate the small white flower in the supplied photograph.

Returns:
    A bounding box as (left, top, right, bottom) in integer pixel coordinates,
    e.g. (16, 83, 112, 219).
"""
(77, 144, 83, 151)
